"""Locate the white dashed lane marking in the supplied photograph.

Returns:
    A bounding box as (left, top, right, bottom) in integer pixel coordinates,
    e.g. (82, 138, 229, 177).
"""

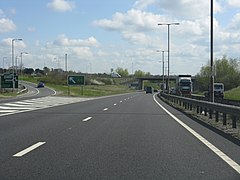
(82, 117, 92, 122)
(13, 142, 46, 157)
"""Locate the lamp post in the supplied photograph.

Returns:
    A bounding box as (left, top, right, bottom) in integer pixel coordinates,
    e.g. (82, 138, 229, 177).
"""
(210, 0, 214, 102)
(12, 38, 23, 91)
(157, 50, 167, 91)
(2, 57, 7, 71)
(158, 23, 179, 93)
(20, 52, 28, 76)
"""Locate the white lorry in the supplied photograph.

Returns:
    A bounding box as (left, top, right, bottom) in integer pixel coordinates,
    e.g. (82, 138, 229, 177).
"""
(204, 83, 224, 99)
(176, 75, 192, 96)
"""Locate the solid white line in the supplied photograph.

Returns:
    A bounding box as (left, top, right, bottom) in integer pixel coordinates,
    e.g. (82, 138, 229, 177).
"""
(103, 108, 108, 111)
(153, 94, 240, 174)
(82, 117, 92, 122)
(13, 142, 46, 157)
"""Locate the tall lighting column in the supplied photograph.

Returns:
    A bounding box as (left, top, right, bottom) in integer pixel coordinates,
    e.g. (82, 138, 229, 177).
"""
(20, 52, 28, 76)
(157, 50, 167, 91)
(158, 23, 179, 93)
(210, 0, 214, 102)
(12, 38, 22, 91)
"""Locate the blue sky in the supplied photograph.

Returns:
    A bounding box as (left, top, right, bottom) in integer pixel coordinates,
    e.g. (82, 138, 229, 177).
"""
(0, 0, 240, 75)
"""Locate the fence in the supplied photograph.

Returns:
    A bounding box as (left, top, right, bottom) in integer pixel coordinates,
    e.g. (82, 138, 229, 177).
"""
(159, 93, 240, 129)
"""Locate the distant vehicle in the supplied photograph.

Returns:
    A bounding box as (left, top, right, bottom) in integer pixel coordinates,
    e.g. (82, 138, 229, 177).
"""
(110, 72, 121, 78)
(204, 83, 224, 98)
(176, 75, 192, 96)
(146, 86, 153, 94)
(214, 83, 224, 98)
(37, 82, 45, 88)
(170, 87, 176, 95)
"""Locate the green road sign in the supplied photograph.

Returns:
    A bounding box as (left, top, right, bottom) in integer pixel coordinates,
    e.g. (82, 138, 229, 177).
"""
(0, 74, 18, 88)
(67, 75, 85, 86)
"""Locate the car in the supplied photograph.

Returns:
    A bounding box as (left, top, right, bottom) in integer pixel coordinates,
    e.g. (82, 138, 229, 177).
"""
(146, 86, 153, 94)
(37, 82, 45, 88)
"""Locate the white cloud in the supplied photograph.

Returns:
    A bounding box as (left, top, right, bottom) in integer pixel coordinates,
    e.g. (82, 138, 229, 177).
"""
(228, 0, 240, 8)
(47, 0, 75, 12)
(0, 18, 16, 33)
(94, 9, 165, 45)
(94, 9, 163, 32)
(155, 0, 222, 19)
(1, 38, 26, 50)
(229, 13, 240, 30)
(52, 34, 99, 47)
(72, 47, 93, 58)
(134, 0, 157, 10)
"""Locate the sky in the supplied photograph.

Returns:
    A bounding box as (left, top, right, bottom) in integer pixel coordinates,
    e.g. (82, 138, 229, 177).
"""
(0, 0, 240, 76)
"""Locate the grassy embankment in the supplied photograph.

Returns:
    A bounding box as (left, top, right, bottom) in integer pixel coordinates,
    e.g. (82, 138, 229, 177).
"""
(224, 86, 240, 100)
(21, 76, 136, 97)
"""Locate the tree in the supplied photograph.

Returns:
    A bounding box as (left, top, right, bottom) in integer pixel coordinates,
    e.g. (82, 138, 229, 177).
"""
(43, 67, 50, 75)
(23, 68, 34, 75)
(134, 70, 145, 77)
(196, 56, 240, 91)
(115, 67, 129, 77)
(35, 68, 44, 75)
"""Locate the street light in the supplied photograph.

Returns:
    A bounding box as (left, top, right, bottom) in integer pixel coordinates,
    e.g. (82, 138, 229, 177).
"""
(210, 0, 214, 102)
(2, 57, 7, 71)
(157, 50, 167, 91)
(158, 23, 179, 93)
(20, 52, 28, 76)
(12, 38, 23, 91)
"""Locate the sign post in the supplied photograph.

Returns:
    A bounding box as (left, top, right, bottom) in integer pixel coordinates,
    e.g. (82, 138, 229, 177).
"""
(67, 75, 85, 96)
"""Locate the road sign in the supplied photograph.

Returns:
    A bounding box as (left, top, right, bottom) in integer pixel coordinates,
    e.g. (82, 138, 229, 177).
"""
(0, 74, 18, 88)
(67, 75, 85, 86)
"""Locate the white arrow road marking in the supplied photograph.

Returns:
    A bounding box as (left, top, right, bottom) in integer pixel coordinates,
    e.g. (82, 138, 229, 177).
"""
(103, 108, 108, 111)
(82, 117, 92, 122)
(13, 142, 46, 157)
(114, 104, 117, 106)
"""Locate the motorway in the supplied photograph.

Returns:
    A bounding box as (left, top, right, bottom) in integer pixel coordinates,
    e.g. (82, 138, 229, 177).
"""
(0, 92, 239, 179)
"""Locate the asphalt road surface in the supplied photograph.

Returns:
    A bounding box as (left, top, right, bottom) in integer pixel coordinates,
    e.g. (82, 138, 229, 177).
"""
(0, 81, 56, 104)
(0, 92, 239, 179)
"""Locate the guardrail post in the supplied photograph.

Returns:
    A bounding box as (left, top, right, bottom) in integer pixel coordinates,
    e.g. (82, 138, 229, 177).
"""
(215, 111, 219, 122)
(197, 106, 199, 114)
(223, 113, 227, 125)
(184, 102, 187, 109)
(209, 109, 213, 119)
(232, 116, 237, 128)
(204, 108, 207, 116)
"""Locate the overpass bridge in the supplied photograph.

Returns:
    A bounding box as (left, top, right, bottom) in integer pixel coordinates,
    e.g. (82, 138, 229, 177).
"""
(136, 75, 196, 90)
